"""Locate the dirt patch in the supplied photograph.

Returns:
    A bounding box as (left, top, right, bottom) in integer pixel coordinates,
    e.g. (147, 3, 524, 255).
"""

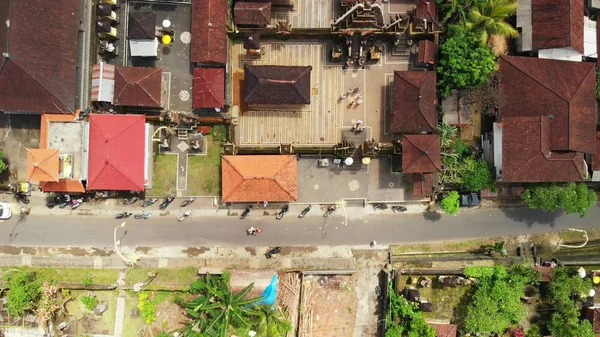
(299, 274, 357, 337)
(150, 298, 186, 333)
(182, 247, 209, 257)
(0, 246, 36, 255)
(279, 246, 318, 256)
(244, 247, 257, 256)
(136, 246, 153, 254)
(56, 247, 113, 257)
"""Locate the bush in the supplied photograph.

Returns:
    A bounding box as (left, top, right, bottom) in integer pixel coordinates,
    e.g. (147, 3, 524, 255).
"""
(437, 26, 497, 98)
(212, 124, 228, 142)
(521, 183, 597, 217)
(546, 268, 594, 337)
(461, 159, 494, 191)
(82, 275, 93, 287)
(81, 295, 98, 311)
(138, 292, 158, 324)
(441, 191, 460, 214)
(463, 266, 497, 279)
(5, 270, 42, 316)
(0, 150, 7, 174)
(386, 281, 436, 337)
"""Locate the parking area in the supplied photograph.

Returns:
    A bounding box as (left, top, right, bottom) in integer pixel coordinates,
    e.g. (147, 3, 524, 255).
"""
(113, 1, 193, 112)
(0, 114, 41, 182)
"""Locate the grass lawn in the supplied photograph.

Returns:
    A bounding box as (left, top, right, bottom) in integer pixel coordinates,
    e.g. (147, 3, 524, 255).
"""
(150, 154, 177, 196)
(125, 267, 199, 290)
(65, 290, 118, 334)
(0, 267, 119, 285)
(396, 275, 471, 321)
(187, 135, 222, 196)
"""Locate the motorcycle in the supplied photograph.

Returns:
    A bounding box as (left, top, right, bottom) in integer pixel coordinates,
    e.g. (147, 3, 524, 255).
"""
(141, 198, 158, 207)
(124, 196, 139, 205)
(46, 196, 62, 209)
(247, 227, 262, 236)
(58, 195, 71, 209)
(115, 212, 132, 219)
(134, 213, 151, 220)
(240, 205, 253, 219)
(276, 205, 289, 220)
(266, 247, 282, 259)
(71, 198, 83, 210)
(299, 205, 312, 218)
(391, 206, 408, 213)
(323, 205, 336, 217)
(15, 192, 30, 204)
(159, 196, 175, 210)
(177, 210, 192, 222)
(180, 197, 196, 207)
(373, 203, 388, 210)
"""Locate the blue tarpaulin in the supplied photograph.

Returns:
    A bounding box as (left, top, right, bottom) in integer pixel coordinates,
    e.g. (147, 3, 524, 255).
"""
(255, 274, 278, 307)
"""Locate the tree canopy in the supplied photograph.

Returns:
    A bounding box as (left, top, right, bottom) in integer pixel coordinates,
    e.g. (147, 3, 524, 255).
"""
(437, 26, 497, 98)
(386, 281, 436, 337)
(521, 183, 597, 217)
(465, 0, 519, 44)
(441, 191, 460, 214)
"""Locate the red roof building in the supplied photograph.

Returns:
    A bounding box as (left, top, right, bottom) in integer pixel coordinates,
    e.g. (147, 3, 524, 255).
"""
(391, 71, 437, 134)
(114, 66, 163, 108)
(417, 40, 437, 65)
(499, 56, 596, 154)
(428, 323, 458, 337)
(412, 173, 434, 196)
(222, 155, 298, 202)
(234, 2, 272, 27)
(0, 0, 80, 114)
(193, 68, 225, 109)
(415, 0, 437, 22)
(191, 0, 228, 64)
(244, 65, 312, 105)
(501, 116, 586, 182)
(402, 134, 441, 173)
(87, 114, 146, 191)
(586, 307, 600, 335)
(532, 0, 584, 53)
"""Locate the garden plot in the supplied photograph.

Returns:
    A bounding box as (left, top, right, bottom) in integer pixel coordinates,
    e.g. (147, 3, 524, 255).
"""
(122, 291, 186, 337)
(62, 290, 117, 335)
(298, 274, 357, 337)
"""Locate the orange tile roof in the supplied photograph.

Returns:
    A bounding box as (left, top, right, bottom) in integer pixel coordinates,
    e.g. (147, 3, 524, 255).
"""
(40, 112, 78, 148)
(222, 155, 298, 202)
(40, 180, 85, 193)
(26, 148, 59, 182)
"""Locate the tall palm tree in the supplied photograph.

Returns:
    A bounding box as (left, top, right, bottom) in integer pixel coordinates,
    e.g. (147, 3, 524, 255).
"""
(465, 0, 519, 45)
(176, 273, 263, 337)
(252, 304, 292, 337)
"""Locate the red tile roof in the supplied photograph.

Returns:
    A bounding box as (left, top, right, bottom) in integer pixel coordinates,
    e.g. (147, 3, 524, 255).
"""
(87, 114, 146, 191)
(128, 12, 156, 40)
(592, 132, 600, 171)
(244, 65, 312, 105)
(191, 0, 228, 64)
(222, 155, 298, 202)
(428, 323, 458, 337)
(392, 71, 437, 134)
(502, 116, 586, 182)
(412, 173, 434, 196)
(498, 56, 597, 154)
(402, 135, 441, 173)
(534, 266, 553, 282)
(0, 0, 79, 114)
(586, 308, 600, 333)
(114, 66, 163, 108)
(234, 2, 272, 27)
(415, 0, 437, 22)
(418, 40, 437, 65)
(193, 68, 225, 109)
(40, 180, 86, 193)
(532, 0, 584, 53)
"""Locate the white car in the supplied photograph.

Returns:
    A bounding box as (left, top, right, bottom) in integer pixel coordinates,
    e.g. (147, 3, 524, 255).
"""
(0, 203, 13, 220)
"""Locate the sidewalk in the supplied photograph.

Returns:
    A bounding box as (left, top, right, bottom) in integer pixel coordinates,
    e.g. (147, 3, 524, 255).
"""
(0, 191, 431, 218)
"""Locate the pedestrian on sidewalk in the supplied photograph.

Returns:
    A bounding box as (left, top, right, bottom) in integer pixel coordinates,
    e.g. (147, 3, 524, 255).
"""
(264, 201, 268, 208)
(353, 87, 359, 94)
(357, 98, 363, 105)
(347, 88, 353, 94)
(339, 93, 347, 100)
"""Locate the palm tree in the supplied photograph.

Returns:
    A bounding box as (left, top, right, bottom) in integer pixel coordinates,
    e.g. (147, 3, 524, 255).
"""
(252, 304, 292, 337)
(176, 273, 263, 337)
(465, 0, 519, 45)
(436, 122, 458, 150)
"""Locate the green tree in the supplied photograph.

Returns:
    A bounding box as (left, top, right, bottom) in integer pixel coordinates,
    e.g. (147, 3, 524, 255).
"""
(521, 183, 597, 217)
(437, 27, 497, 98)
(441, 191, 460, 214)
(460, 158, 494, 191)
(5, 270, 42, 317)
(386, 282, 436, 337)
(437, 0, 487, 25)
(463, 266, 535, 334)
(465, 0, 519, 45)
(252, 304, 292, 337)
(176, 272, 263, 337)
(0, 150, 7, 174)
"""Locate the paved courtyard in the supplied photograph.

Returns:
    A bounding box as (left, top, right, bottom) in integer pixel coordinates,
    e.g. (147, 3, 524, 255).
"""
(231, 41, 409, 146)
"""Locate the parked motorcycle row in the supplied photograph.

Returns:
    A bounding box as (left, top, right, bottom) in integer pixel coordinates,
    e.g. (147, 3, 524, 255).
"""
(46, 195, 84, 210)
(116, 196, 195, 222)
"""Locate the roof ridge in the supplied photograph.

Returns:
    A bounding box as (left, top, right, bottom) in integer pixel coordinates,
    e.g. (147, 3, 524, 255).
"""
(504, 117, 546, 180)
(503, 57, 569, 103)
(271, 156, 298, 200)
(420, 76, 437, 130)
(137, 70, 162, 106)
(221, 156, 247, 200)
(11, 59, 73, 113)
(27, 148, 58, 181)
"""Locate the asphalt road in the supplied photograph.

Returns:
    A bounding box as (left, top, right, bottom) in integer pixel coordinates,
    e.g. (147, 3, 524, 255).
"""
(1, 205, 600, 248)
